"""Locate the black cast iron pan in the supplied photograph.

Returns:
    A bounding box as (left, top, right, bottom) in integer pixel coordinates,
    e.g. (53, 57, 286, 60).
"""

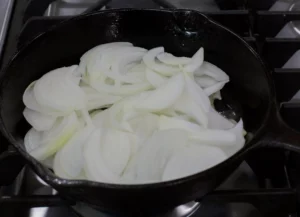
(1, 9, 300, 216)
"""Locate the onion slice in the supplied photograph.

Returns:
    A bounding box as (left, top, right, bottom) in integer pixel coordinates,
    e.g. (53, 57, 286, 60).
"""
(145, 68, 167, 88)
(183, 47, 204, 73)
(200, 61, 229, 81)
(34, 66, 86, 113)
(54, 125, 95, 178)
(190, 129, 236, 147)
(163, 144, 227, 181)
(184, 72, 211, 112)
(28, 112, 79, 161)
(101, 128, 136, 176)
(23, 108, 56, 131)
(135, 73, 185, 111)
(143, 47, 180, 76)
(204, 81, 228, 96)
(158, 115, 204, 133)
(83, 129, 119, 183)
(134, 129, 188, 182)
(157, 52, 191, 65)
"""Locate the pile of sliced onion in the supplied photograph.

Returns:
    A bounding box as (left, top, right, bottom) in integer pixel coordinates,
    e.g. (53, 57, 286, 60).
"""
(23, 42, 245, 184)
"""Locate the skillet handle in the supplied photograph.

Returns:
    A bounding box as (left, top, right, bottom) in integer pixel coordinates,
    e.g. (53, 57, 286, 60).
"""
(258, 106, 300, 153)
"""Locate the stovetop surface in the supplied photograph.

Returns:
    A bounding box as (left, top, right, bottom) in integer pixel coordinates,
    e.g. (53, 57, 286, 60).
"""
(1, 0, 300, 217)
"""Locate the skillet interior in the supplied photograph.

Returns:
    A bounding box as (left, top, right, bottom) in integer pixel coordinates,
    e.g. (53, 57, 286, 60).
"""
(0, 9, 273, 214)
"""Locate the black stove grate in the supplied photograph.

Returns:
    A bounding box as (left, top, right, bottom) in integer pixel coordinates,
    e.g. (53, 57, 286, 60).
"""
(1, 0, 300, 216)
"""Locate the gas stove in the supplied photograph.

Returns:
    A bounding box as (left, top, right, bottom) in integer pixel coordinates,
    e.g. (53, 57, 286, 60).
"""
(1, 0, 300, 217)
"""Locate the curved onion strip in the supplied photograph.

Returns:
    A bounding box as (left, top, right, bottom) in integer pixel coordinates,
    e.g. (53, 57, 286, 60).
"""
(189, 129, 236, 146)
(143, 47, 180, 76)
(101, 128, 135, 176)
(208, 108, 235, 130)
(41, 156, 54, 169)
(34, 66, 86, 113)
(90, 46, 146, 83)
(134, 129, 188, 182)
(23, 82, 65, 116)
(211, 91, 222, 101)
(78, 42, 133, 78)
(223, 119, 245, 157)
(83, 129, 119, 183)
(183, 47, 204, 73)
(184, 72, 211, 112)
(54, 125, 95, 178)
(108, 101, 134, 132)
(128, 113, 159, 145)
(92, 109, 110, 128)
(91, 79, 152, 96)
(127, 62, 147, 81)
(145, 68, 167, 88)
(173, 90, 208, 127)
(135, 73, 185, 111)
(201, 61, 229, 81)
(195, 75, 218, 88)
(104, 52, 146, 84)
(29, 112, 79, 161)
(158, 115, 204, 133)
(24, 128, 42, 153)
(23, 108, 56, 131)
(162, 144, 227, 181)
(81, 85, 122, 110)
(204, 81, 228, 96)
(157, 52, 191, 65)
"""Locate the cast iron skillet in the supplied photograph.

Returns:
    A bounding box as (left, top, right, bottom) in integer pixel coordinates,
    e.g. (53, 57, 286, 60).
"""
(1, 9, 300, 215)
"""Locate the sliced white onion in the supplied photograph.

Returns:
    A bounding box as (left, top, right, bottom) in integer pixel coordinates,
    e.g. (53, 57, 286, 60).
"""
(189, 129, 236, 147)
(184, 72, 211, 112)
(208, 108, 235, 130)
(81, 85, 122, 110)
(127, 62, 147, 81)
(28, 112, 79, 161)
(223, 119, 245, 157)
(134, 129, 188, 182)
(22, 42, 246, 184)
(83, 129, 119, 183)
(24, 128, 42, 152)
(163, 144, 227, 181)
(23, 108, 56, 131)
(145, 68, 167, 88)
(78, 42, 133, 80)
(92, 109, 110, 128)
(23, 82, 65, 116)
(157, 52, 191, 65)
(41, 156, 54, 169)
(101, 128, 136, 176)
(135, 73, 185, 111)
(54, 125, 95, 179)
(89, 46, 146, 83)
(34, 66, 86, 113)
(195, 75, 218, 88)
(143, 47, 180, 76)
(129, 113, 159, 145)
(201, 61, 229, 81)
(173, 90, 208, 127)
(204, 81, 228, 96)
(106, 52, 146, 84)
(158, 115, 204, 133)
(183, 47, 204, 73)
(91, 79, 152, 96)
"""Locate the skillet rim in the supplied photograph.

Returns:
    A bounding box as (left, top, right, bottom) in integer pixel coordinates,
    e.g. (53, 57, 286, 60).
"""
(0, 8, 275, 189)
